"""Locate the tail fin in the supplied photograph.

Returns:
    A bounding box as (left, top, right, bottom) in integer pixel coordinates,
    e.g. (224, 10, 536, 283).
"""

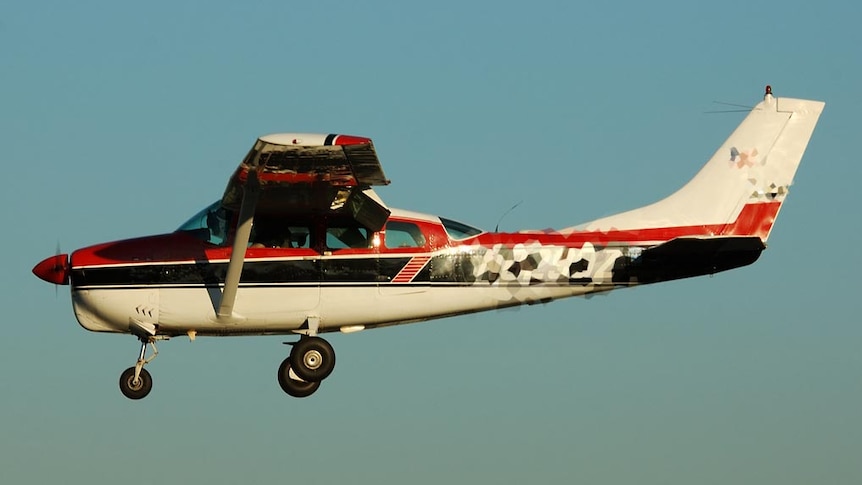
(571, 89, 825, 242)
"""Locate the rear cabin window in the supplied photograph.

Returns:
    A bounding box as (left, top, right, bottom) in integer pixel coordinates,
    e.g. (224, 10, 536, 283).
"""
(384, 221, 426, 248)
(440, 217, 483, 240)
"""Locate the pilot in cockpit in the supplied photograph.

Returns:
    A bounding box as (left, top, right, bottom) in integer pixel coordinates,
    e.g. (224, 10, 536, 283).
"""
(250, 222, 292, 249)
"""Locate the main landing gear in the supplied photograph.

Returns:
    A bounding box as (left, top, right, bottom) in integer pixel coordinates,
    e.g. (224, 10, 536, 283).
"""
(115, 334, 335, 399)
(119, 336, 160, 400)
(277, 336, 336, 398)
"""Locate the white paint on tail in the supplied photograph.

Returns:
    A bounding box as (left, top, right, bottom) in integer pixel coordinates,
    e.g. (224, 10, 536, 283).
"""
(567, 94, 825, 241)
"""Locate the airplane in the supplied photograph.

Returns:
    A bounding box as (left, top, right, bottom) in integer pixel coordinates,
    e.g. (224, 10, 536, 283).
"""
(32, 87, 824, 400)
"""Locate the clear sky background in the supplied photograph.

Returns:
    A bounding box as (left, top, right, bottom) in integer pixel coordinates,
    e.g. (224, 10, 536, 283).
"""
(2, 1, 861, 483)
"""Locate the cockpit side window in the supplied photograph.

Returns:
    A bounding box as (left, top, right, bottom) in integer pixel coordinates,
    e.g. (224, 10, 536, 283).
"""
(249, 219, 312, 249)
(326, 224, 370, 250)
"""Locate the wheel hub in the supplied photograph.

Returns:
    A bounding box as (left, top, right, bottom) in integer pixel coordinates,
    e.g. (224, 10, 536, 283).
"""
(303, 350, 323, 370)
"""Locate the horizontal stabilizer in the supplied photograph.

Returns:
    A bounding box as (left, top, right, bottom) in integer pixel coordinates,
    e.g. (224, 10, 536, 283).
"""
(613, 236, 765, 285)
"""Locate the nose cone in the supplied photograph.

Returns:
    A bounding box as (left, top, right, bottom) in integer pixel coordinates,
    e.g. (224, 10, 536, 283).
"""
(33, 254, 70, 285)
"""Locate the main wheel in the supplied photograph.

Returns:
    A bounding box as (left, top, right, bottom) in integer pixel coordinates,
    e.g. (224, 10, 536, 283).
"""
(119, 367, 153, 400)
(277, 358, 320, 398)
(289, 337, 336, 382)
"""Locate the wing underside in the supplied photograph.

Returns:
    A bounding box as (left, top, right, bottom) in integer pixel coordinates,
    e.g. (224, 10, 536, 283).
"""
(221, 133, 390, 225)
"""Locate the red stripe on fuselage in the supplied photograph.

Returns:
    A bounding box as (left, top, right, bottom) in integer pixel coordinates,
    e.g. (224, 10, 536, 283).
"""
(720, 200, 780, 240)
(391, 256, 431, 283)
(473, 201, 781, 247)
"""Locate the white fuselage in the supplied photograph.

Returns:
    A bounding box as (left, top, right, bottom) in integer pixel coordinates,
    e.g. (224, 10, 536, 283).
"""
(70, 248, 617, 337)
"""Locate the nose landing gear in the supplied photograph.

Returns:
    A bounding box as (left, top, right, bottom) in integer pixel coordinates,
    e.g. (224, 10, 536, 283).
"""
(119, 336, 160, 400)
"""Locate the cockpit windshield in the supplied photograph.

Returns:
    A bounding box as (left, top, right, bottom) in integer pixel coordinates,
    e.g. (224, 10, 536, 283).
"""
(440, 217, 483, 240)
(176, 201, 232, 246)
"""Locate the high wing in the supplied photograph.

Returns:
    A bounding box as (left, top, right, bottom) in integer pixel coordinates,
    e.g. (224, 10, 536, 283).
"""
(222, 133, 390, 224)
(217, 133, 392, 319)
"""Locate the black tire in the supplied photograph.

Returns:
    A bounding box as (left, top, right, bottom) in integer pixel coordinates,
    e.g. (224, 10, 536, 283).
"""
(277, 358, 320, 398)
(289, 336, 336, 382)
(119, 367, 153, 400)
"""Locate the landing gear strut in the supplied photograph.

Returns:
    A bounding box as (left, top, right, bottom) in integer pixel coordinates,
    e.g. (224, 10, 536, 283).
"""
(119, 336, 159, 400)
(277, 336, 336, 398)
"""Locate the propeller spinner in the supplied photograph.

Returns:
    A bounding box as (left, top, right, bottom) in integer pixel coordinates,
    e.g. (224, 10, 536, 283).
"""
(33, 253, 70, 285)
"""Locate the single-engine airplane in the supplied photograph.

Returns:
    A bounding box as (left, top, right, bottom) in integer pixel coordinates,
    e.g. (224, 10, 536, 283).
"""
(33, 87, 824, 399)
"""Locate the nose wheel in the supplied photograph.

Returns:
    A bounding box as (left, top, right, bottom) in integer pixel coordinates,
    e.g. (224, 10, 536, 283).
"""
(119, 367, 152, 400)
(119, 336, 159, 400)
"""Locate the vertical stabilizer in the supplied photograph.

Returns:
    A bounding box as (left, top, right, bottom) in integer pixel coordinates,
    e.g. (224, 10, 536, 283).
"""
(569, 89, 825, 242)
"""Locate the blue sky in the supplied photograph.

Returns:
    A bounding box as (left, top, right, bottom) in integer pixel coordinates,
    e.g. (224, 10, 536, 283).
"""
(3, 1, 861, 483)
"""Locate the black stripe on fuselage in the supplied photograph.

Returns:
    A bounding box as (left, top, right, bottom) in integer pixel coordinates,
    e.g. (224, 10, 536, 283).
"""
(69, 237, 765, 289)
(71, 257, 416, 287)
(69, 252, 528, 288)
